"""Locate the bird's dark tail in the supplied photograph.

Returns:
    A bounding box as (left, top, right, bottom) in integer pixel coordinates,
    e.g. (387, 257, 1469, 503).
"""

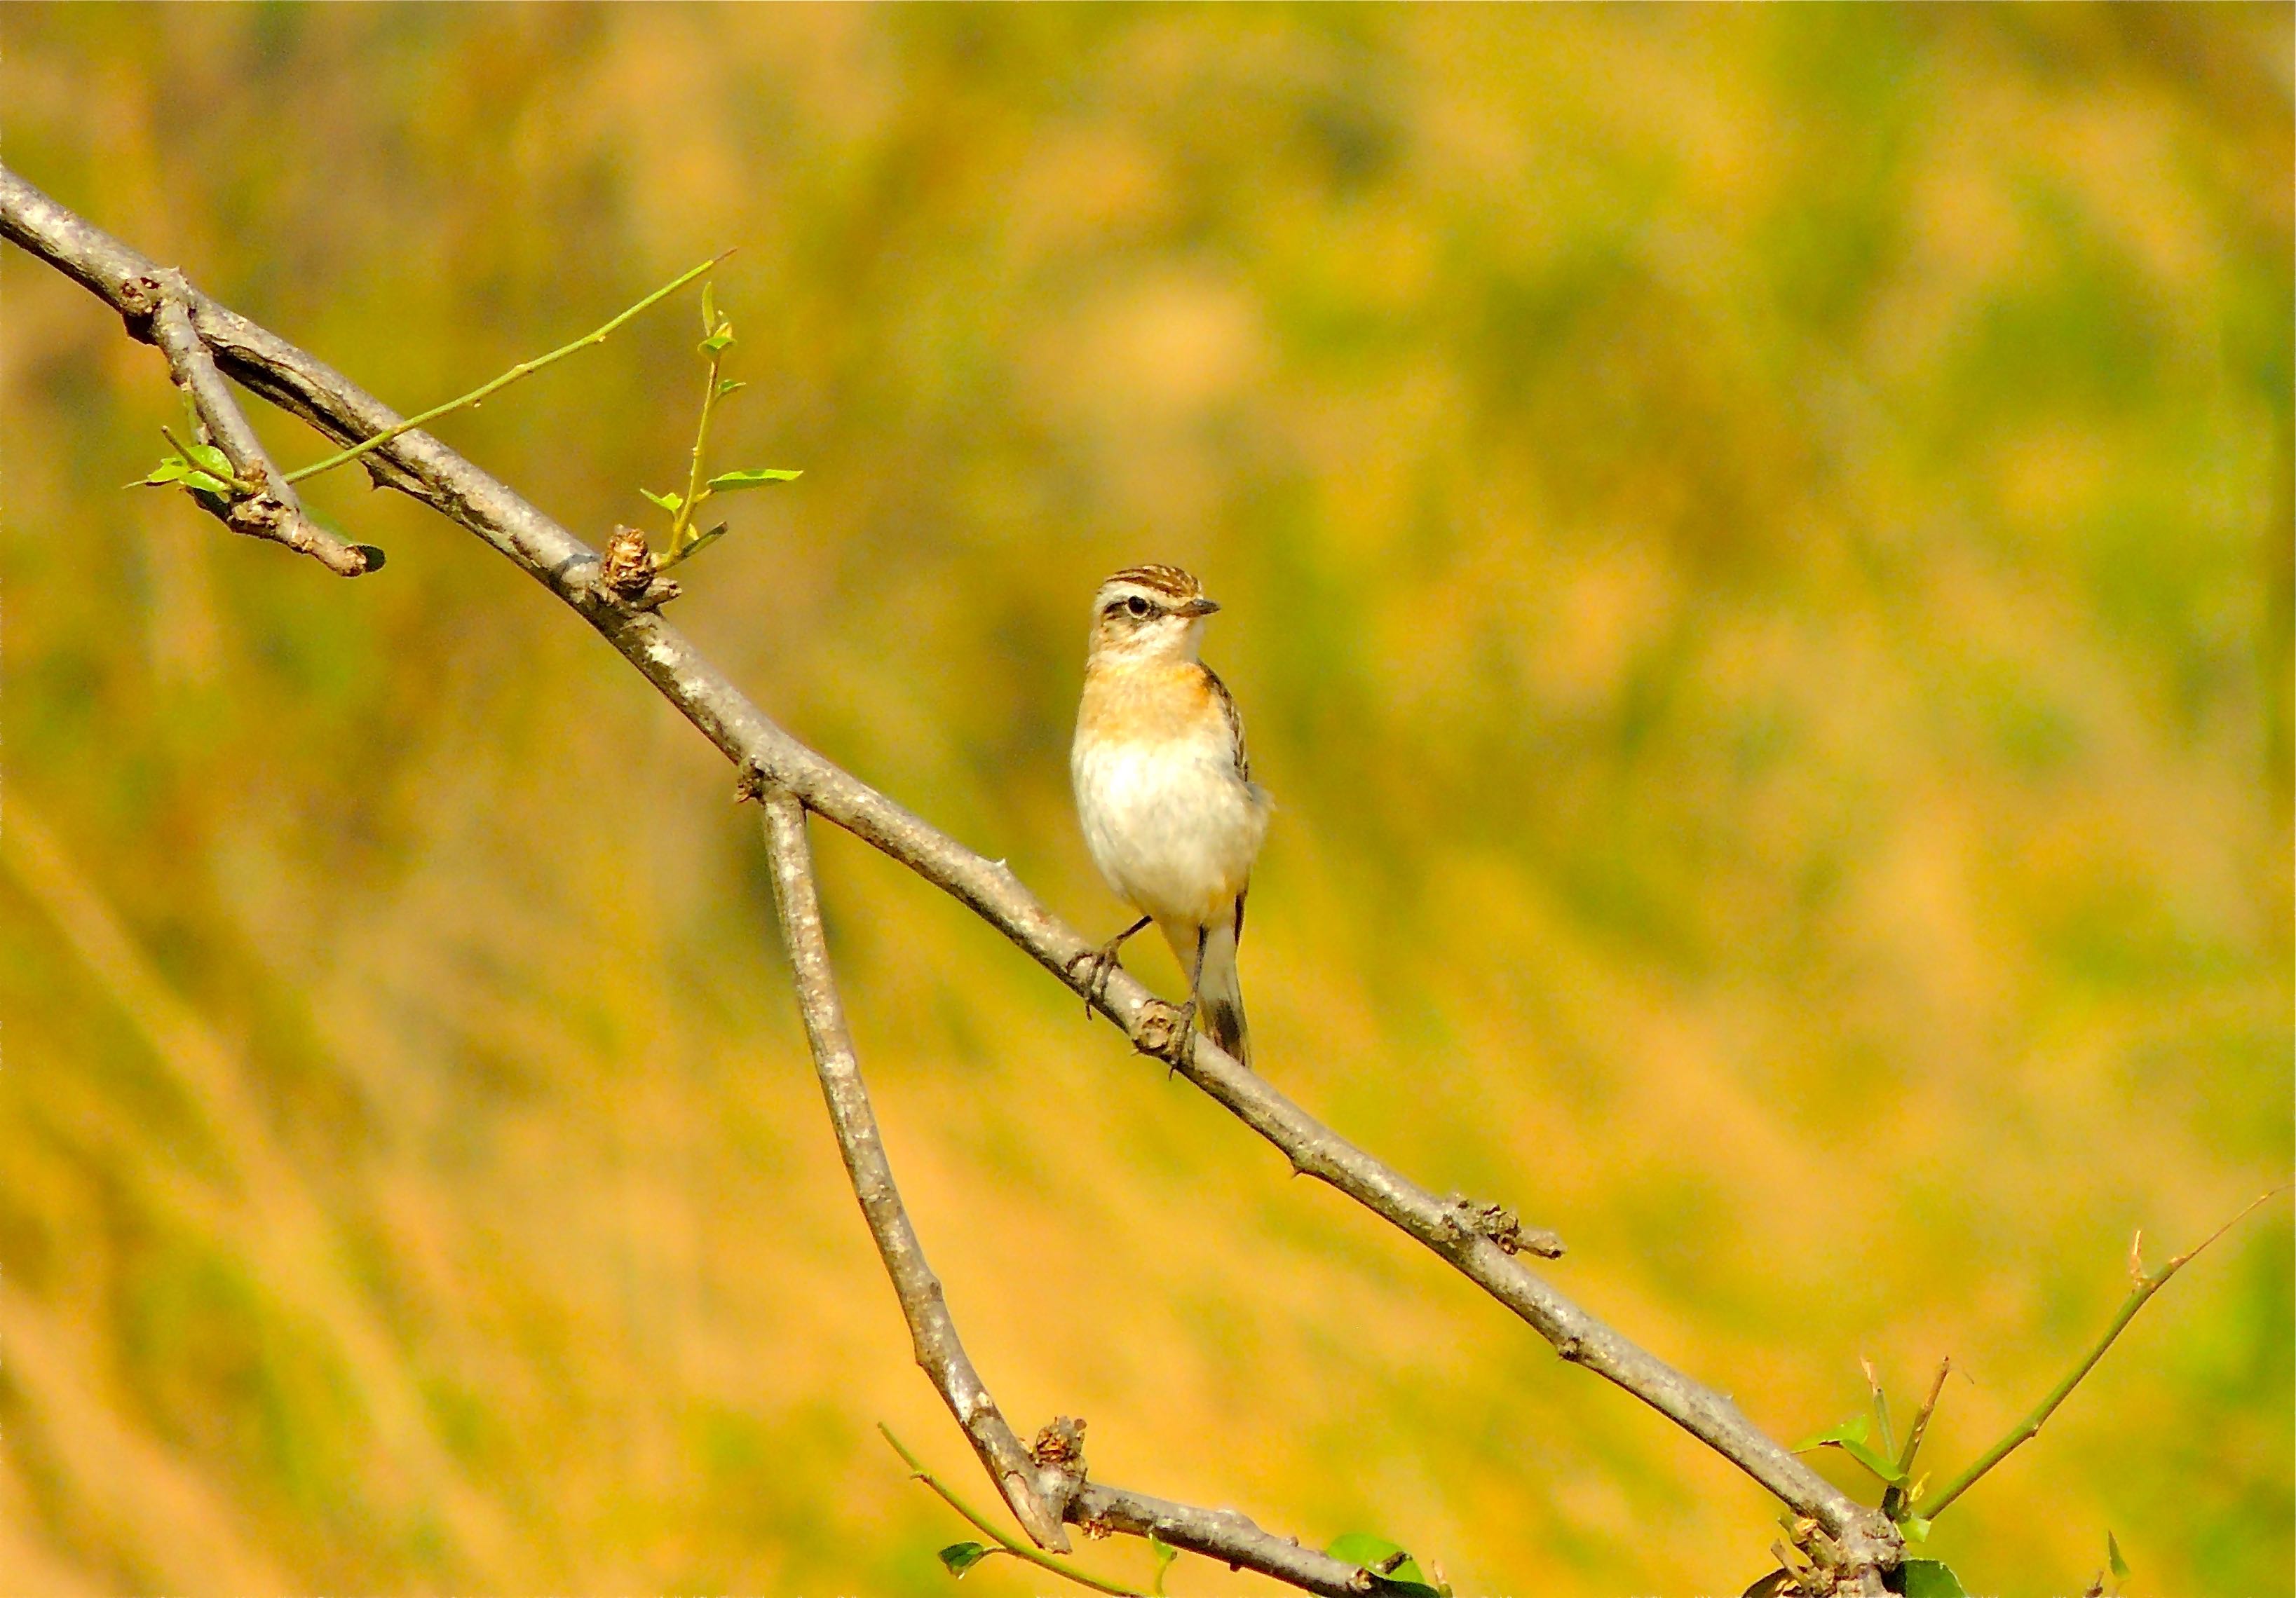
(1193, 901, 1250, 1068)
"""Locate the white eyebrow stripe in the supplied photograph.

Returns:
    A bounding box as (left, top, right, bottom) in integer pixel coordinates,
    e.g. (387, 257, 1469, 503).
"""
(1096, 582, 1174, 610)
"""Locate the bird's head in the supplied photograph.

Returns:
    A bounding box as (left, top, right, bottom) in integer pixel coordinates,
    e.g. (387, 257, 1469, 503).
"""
(1087, 564, 1221, 666)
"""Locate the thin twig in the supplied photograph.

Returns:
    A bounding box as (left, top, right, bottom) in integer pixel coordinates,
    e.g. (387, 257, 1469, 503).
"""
(278, 252, 726, 485)
(1860, 1355, 1896, 1462)
(0, 163, 1901, 1581)
(1880, 1357, 1950, 1521)
(1921, 1187, 2288, 1519)
(143, 275, 374, 575)
(666, 289, 729, 556)
(759, 786, 1071, 1552)
(880, 1425, 1148, 1598)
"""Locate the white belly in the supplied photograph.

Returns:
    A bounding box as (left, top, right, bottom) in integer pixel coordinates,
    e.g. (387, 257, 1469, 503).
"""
(1072, 733, 1269, 926)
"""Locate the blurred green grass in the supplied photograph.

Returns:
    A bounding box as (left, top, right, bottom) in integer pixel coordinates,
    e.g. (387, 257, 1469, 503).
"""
(1, 5, 2288, 1594)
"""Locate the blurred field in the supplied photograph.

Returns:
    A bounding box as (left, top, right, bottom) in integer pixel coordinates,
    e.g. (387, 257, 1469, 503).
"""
(1, 6, 2289, 1594)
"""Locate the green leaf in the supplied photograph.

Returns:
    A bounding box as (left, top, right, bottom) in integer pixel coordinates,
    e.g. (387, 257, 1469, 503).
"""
(1793, 1416, 1871, 1452)
(1326, 1533, 1434, 1591)
(706, 467, 801, 491)
(136, 454, 236, 496)
(1835, 1435, 1908, 1484)
(1327, 1532, 1406, 1568)
(699, 330, 735, 354)
(1792, 1414, 1903, 1484)
(1149, 1533, 1178, 1595)
(937, 1541, 993, 1578)
(183, 440, 234, 477)
(700, 280, 716, 336)
(1898, 1559, 1971, 1598)
(2107, 1531, 2130, 1580)
(639, 487, 684, 513)
(1898, 1514, 1931, 1544)
(716, 378, 747, 397)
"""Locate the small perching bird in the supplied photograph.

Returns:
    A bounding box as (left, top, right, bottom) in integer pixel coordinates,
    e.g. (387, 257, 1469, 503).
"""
(1071, 564, 1270, 1065)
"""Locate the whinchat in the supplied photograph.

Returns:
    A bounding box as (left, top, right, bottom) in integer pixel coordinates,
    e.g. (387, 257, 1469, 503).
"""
(1071, 564, 1270, 1065)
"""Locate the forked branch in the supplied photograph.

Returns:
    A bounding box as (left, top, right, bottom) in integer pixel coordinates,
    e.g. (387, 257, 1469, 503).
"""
(135, 273, 374, 575)
(879, 1423, 1376, 1598)
(758, 785, 1070, 1552)
(766, 787, 1395, 1593)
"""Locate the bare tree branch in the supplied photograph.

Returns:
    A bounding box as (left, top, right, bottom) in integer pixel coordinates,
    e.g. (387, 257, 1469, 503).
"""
(0, 164, 1902, 1582)
(882, 1423, 1381, 1598)
(758, 784, 1071, 1552)
(1067, 1480, 1380, 1596)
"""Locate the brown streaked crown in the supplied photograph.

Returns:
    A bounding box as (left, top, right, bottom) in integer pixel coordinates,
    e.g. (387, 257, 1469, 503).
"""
(1099, 564, 1203, 603)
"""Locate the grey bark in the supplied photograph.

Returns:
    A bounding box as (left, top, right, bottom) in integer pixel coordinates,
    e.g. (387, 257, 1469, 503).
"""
(140, 274, 374, 575)
(757, 786, 1071, 1552)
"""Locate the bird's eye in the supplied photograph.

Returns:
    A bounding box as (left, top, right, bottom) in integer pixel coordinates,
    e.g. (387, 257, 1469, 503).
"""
(1125, 595, 1151, 617)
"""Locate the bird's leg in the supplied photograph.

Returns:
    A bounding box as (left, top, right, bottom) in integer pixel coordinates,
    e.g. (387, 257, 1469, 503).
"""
(1162, 925, 1211, 1077)
(1065, 913, 1151, 1014)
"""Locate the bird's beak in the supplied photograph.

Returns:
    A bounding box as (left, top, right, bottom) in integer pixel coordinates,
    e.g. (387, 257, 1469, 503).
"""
(1176, 596, 1221, 617)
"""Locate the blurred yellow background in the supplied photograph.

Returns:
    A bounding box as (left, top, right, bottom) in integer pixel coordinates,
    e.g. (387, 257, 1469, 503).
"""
(2, 6, 2288, 1594)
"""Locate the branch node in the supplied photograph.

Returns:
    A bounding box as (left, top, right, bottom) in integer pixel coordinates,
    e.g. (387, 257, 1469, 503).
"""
(116, 270, 162, 323)
(1031, 1415, 1087, 1470)
(1028, 1414, 1089, 1524)
(1133, 997, 1194, 1067)
(597, 524, 680, 610)
(1441, 1193, 1565, 1260)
